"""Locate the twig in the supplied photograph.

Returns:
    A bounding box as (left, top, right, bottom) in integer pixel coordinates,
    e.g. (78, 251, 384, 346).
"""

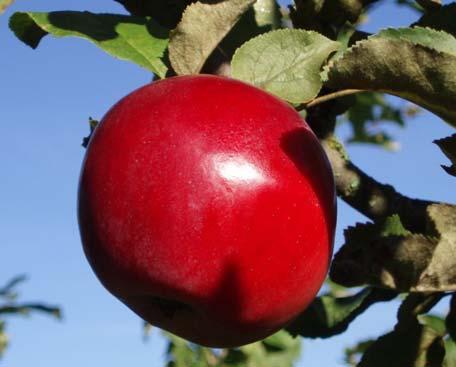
(301, 89, 364, 110)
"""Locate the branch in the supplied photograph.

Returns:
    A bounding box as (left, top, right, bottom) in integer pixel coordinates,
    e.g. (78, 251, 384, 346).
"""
(322, 135, 436, 232)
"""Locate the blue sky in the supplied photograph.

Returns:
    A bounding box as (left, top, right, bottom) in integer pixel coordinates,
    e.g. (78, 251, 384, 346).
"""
(1, 1, 456, 366)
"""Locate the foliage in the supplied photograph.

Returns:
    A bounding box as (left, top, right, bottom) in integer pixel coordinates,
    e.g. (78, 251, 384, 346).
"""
(231, 29, 340, 103)
(342, 92, 415, 150)
(0, 275, 61, 358)
(286, 287, 396, 338)
(435, 134, 456, 177)
(7, 0, 456, 366)
(9, 12, 169, 78)
(163, 330, 301, 367)
(331, 208, 456, 292)
(168, 0, 255, 75)
(324, 25, 456, 126)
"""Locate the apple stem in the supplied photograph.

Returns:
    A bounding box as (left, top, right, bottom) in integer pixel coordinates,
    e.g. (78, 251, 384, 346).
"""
(302, 89, 364, 110)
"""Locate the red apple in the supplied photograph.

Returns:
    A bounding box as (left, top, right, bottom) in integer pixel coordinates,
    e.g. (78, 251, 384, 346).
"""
(78, 75, 336, 348)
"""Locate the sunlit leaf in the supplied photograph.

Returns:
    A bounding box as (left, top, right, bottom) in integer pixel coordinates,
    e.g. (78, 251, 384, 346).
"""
(164, 329, 301, 367)
(253, 0, 281, 29)
(444, 338, 456, 367)
(418, 315, 447, 336)
(0, 321, 7, 358)
(9, 11, 169, 78)
(325, 26, 456, 126)
(237, 330, 301, 367)
(232, 29, 340, 103)
(169, 0, 255, 75)
(377, 27, 456, 55)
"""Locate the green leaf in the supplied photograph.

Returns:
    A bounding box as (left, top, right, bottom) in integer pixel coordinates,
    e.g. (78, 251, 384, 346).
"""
(395, 0, 425, 12)
(0, 321, 7, 358)
(344, 339, 375, 367)
(415, 3, 456, 37)
(168, 0, 255, 75)
(444, 338, 456, 367)
(416, 0, 441, 11)
(163, 330, 301, 367)
(165, 333, 199, 367)
(397, 293, 444, 325)
(287, 287, 396, 338)
(0, 303, 62, 319)
(377, 27, 456, 56)
(223, 349, 248, 366)
(237, 330, 301, 367)
(325, 26, 456, 126)
(142, 321, 153, 341)
(0, 275, 27, 300)
(435, 134, 456, 177)
(418, 315, 446, 336)
(113, 0, 193, 28)
(344, 92, 406, 149)
(9, 11, 169, 78)
(381, 214, 411, 236)
(338, 214, 410, 245)
(325, 278, 352, 297)
(359, 323, 445, 367)
(361, 294, 445, 367)
(289, 0, 370, 36)
(232, 29, 340, 103)
(253, 0, 281, 29)
(165, 333, 221, 367)
(0, 276, 61, 359)
(331, 205, 456, 292)
(446, 294, 456, 341)
(213, 0, 282, 73)
(262, 330, 298, 351)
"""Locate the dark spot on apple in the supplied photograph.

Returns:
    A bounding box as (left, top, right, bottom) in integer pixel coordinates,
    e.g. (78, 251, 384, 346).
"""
(150, 296, 193, 319)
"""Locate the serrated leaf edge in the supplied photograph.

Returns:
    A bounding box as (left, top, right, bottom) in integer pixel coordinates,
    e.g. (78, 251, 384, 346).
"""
(322, 26, 456, 82)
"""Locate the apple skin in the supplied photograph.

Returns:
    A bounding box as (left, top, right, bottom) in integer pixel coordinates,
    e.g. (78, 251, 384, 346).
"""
(78, 75, 336, 348)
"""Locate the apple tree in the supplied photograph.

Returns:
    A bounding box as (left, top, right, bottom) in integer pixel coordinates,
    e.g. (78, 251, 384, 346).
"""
(6, 0, 456, 366)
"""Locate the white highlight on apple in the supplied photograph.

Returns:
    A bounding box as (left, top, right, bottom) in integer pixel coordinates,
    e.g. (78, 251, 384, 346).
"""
(211, 154, 270, 184)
